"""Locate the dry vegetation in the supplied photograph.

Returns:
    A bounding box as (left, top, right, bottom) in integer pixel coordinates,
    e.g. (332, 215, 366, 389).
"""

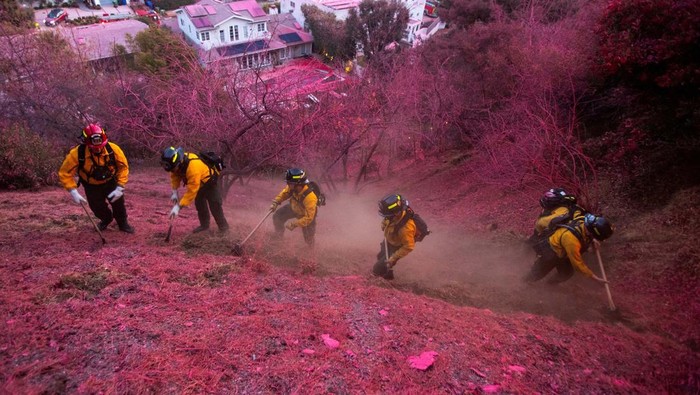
(0, 164, 698, 393)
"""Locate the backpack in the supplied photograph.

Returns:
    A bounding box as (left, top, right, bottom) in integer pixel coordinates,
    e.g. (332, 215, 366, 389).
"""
(394, 207, 430, 242)
(78, 143, 116, 183)
(544, 204, 587, 231)
(197, 151, 225, 172)
(533, 216, 588, 257)
(301, 181, 326, 206)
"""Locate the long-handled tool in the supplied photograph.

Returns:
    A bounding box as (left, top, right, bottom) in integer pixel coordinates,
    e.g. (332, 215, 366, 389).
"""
(164, 215, 174, 242)
(594, 243, 616, 311)
(231, 209, 273, 256)
(80, 201, 106, 244)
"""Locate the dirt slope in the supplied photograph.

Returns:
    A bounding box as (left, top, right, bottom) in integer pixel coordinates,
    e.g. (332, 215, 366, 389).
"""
(0, 164, 697, 393)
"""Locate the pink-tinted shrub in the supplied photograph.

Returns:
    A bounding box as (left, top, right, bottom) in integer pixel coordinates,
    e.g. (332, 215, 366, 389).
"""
(0, 124, 61, 189)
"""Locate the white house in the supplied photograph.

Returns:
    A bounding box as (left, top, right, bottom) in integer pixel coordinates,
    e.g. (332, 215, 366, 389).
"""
(176, 0, 313, 69)
(281, 0, 426, 45)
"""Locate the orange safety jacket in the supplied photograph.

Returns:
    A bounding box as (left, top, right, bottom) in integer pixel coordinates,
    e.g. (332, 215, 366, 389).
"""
(273, 184, 318, 228)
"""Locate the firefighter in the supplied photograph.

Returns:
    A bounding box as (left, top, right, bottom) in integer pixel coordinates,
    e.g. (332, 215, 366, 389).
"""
(58, 123, 135, 233)
(531, 188, 586, 242)
(161, 147, 229, 233)
(269, 168, 318, 246)
(525, 213, 613, 284)
(372, 194, 416, 280)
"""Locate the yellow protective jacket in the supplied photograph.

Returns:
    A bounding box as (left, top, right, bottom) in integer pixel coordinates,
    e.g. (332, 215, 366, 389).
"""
(548, 221, 594, 277)
(58, 142, 129, 189)
(382, 211, 416, 263)
(535, 205, 585, 235)
(170, 153, 218, 207)
(273, 184, 318, 228)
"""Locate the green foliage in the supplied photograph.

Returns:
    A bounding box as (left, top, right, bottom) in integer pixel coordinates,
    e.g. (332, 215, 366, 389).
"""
(127, 26, 198, 77)
(261, 2, 280, 14)
(152, 0, 195, 11)
(68, 16, 101, 26)
(346, 0, 408, 61)
(0, 0, 34, 29)
(597, 0, 700, 89)
(493, 0, 579, 23)
(301, 4, 355, 61)
(0, 124, 62, 189)
(439, 0, 492, 28)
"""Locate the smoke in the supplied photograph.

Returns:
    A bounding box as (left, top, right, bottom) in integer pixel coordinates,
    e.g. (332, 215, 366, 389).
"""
(227, 178, 612, 322)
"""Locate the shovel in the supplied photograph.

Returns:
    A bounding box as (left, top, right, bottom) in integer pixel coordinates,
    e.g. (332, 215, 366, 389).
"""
(80, 201, 106, 244)
(594, 242, 616, 311)
(164, 215, 174, 242)
(372, 238, 393, 279)
(231, 209, 273, 256)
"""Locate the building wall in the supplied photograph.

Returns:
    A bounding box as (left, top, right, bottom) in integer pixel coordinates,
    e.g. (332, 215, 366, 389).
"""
(177, 12, 269, 51)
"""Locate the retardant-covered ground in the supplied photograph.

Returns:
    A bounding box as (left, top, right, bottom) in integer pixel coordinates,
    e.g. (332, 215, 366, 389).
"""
(0, 163, 698, 393)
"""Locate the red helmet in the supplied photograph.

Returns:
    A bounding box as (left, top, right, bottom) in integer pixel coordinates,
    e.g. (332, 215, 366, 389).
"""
(82, 124, 108, 152)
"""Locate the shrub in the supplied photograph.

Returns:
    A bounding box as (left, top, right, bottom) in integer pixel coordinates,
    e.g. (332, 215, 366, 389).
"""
(0, 124, 62, 189)
(596, 0, 700, 89)
(152, 0, 195, 11)
(67, 16, 101, 26)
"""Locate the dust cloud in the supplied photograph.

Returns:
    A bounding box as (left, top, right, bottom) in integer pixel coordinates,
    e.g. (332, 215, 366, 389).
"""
(227, 179, 615, 324)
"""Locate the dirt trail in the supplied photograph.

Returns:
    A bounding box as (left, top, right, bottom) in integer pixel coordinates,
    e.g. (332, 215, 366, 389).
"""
(223, 175, 628, 328)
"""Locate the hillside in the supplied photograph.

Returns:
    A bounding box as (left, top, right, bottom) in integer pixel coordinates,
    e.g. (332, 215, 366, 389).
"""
(0, 163, 698, 393)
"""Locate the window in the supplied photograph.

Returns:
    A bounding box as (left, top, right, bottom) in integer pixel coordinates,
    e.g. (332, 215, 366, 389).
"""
(230, 26, 240, 41)
(290, 1, 295, 8)
(257, 23, 265, 32)
(244, 26, 249, 38)
(202, 31, 210, 41)
(179, 17, 183, 26)
(196, 31, 200, 40)
(229, 26, 234, 41)
(220, 30, 225, 42)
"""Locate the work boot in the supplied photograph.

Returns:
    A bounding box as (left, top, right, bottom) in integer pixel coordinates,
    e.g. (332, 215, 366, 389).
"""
(372, 260, 389, 277)
(218, 226, 230, 234)
(383, 270, 395, 280)
(192, 225, 209, 233)
(98, 219, 111, 231)
(118, 223, 135, 234)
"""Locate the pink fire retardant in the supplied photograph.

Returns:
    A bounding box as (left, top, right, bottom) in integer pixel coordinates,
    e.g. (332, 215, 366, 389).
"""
(407, 351, 438, 370)
(321, 334, 339, 349)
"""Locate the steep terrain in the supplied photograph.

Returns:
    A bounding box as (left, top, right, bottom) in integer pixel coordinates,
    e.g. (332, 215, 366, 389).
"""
(0, 163, 697, 393)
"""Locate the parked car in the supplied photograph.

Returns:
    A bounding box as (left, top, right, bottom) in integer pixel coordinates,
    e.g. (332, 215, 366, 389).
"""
(44, 8, 68, 26)
(424, 1, 438, 17)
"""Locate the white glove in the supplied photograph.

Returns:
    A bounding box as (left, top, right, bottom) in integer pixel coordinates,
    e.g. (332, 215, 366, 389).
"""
(107, 186, 124, 203)
(170, 189, 179, 204)
(169, 204, 180, 219)
(69, 189, 87, 205)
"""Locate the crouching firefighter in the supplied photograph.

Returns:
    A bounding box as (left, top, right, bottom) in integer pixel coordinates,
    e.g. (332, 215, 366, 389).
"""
(58, 123, 135, 233)
(372, 194, 418, 280)
(524, 213, 614, 284)
(161, 147, 229, 233)
(269, 168, 318, 246)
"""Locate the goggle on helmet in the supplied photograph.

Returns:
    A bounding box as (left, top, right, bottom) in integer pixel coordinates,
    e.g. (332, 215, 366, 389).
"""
(584, 213, 614, 241)
(161, 146, 185, 172)
(378, 193, 405, 218)
(82, 124, 108, 152)
(285, 168, 307, 185)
